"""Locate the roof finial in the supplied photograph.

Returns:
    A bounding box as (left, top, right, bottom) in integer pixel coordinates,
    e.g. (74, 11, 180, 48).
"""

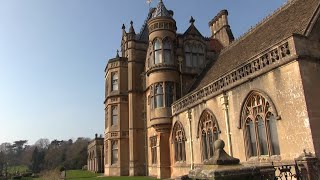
(190, 16, 195, 24)
(116, 50, 119, 58)
(129, 20, 135, 34)
(122, 24, 125, 30)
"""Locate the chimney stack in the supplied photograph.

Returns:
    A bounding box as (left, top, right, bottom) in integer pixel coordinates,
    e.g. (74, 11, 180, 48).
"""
(209, 10, 234, 48)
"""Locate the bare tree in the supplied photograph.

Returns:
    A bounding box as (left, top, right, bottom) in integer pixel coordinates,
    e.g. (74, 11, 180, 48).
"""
(35, 139, 50, 150)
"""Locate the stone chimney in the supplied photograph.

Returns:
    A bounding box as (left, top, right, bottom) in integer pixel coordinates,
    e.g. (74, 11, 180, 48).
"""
(209, 10, 234, 48)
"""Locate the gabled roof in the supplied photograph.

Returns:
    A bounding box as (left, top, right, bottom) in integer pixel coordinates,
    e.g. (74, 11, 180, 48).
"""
(192, 0, 320, 91)
(183, 23, 204, 38)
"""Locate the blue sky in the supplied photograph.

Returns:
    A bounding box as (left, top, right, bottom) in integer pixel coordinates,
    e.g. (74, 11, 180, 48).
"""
(0, 0, 286, 145)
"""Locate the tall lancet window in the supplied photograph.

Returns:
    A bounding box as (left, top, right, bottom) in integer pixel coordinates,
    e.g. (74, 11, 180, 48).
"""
(111, 105, 118, 126)
(185, 44, 192, 67)
(198, 44, 205, 67)
(154, 39, 162, 64)
(241, 91, 280, 158)
(198, 110, 219, 161)
(172, 121, 186, 162)
(163, 39, 172, 64)
(165, 82, 174, 107)
(155, 83, 164, 108)
(111, 140, 118, 164)
(111, 72, 118, 91)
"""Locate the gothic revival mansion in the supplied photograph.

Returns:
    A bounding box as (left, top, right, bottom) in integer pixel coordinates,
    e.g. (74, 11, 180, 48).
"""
(101, 0, 320, 178)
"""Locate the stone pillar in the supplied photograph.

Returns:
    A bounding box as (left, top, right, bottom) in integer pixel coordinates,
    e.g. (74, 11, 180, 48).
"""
(296, 154, 320, 180)
(158, 132, 171, 179)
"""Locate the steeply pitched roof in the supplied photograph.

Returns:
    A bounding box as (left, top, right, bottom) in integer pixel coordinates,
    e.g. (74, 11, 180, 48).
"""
(192, 0, 320, 91)
(152, 0, 172, 18)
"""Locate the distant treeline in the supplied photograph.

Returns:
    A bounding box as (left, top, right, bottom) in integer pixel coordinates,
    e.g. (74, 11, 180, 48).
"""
(0, 137, 90, 175)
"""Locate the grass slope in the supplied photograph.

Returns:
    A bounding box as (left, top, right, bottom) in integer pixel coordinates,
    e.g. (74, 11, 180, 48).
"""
(66, 170, 155, 180)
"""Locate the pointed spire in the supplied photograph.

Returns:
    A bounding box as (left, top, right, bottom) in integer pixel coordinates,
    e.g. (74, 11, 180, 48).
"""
(152, 0, 171, 18)
(122, 24, 126, 36)
(116, 50, 119, 58)
(189, 16, 195, 24)
(129, 20, 135, 34)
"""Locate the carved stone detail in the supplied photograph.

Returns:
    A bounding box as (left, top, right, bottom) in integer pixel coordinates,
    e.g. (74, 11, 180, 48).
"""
(172, 42, 291, 114)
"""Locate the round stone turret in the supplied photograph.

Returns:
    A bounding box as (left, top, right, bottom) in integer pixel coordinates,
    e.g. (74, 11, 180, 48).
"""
(146, 0, 179, 132)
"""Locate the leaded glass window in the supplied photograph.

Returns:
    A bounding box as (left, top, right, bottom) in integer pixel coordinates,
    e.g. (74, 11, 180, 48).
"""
(172, 121, 186, 162)
(111, 72, 118, 91)
(111, 105, 118, 126)
(242, 91, 280, 158)
(111, 140, 118, 164)
(150, 136, 157, 164)
(199, 110, 219, 161)
(154, 39, 161, 64)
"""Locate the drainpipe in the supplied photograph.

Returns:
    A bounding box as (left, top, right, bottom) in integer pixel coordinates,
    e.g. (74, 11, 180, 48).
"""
(221, 93, 233, 156)
(187, 109, 194, 170)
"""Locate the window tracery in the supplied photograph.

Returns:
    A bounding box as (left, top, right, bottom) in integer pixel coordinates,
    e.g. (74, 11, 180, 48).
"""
(198, 110, 219, 161)
(242, 91, 280, 158)
(172, 121, 186, 162)
(151, 38, 173, 66)
(150, 82, 176, 109)
(184, 43, 205, 68)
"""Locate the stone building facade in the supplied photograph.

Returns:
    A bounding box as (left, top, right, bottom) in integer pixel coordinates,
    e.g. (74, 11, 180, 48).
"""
(103, 0, 320, 178)
(87, 134, 104, 173)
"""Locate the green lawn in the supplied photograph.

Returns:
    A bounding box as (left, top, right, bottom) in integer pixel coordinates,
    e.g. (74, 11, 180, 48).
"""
(8, 165, 29, 174)
(65, 170, 156, 180)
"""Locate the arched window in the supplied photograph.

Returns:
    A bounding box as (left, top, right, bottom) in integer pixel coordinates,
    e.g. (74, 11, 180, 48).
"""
(111, 140, 118, 164)
(163, 39, 172, 64)
(111, 105, 118, 126)
(155, 83, 164, 108)
(198, 110, 219, 161)
(172, 121, 186, 162)
(154, 39, 161, 64)
(111, 72, 118, 91)
(241, 91, 280, 158)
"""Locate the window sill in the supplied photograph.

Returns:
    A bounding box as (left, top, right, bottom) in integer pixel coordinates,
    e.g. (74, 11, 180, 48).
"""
(173, 161, 188, 167)
(146, 64, 178, 75)
(244, 155, 281, 165)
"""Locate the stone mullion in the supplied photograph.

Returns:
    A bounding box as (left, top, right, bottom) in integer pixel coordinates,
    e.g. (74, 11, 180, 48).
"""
(265, 118, 273, 156)
(254, 118, 262, 157)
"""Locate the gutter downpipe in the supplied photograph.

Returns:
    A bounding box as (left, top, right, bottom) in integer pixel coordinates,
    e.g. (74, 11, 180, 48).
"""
(221, 93, 233, 156)
(187, 109, 194, 170)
